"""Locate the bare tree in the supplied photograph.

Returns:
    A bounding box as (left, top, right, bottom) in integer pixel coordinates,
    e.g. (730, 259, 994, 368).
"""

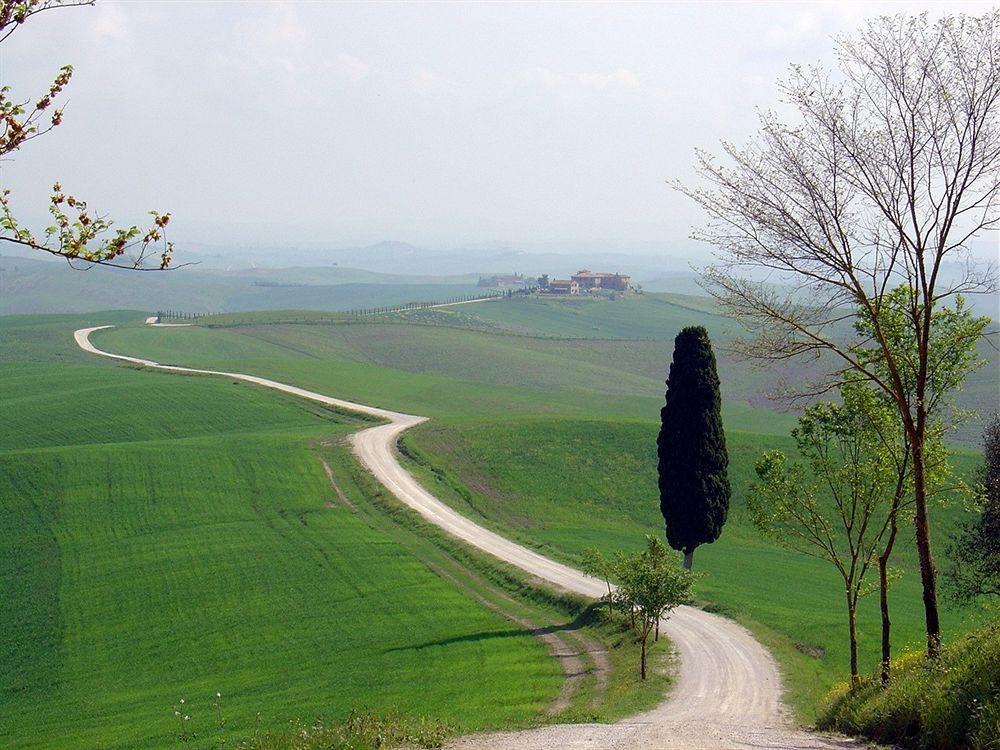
(680, 12, 1000, 658)
(0, 0, 175, 270)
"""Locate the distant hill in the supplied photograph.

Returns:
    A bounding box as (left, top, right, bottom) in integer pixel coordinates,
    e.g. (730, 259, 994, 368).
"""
(0, 254, 484, 315)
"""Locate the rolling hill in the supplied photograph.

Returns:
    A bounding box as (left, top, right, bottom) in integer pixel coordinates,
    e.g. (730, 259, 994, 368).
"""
(91, 294, 996, 716)
(1, 314, 572, 749)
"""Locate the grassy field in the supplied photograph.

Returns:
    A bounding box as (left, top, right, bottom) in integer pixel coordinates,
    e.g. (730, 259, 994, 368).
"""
(89, 295, 996, 719)
(97, 310, 792, 434)
(2, 314, 587, 749)
(420, 293, 732, 339)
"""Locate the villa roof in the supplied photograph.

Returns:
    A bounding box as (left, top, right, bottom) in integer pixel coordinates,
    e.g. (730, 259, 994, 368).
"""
(573, 270, 626, 277)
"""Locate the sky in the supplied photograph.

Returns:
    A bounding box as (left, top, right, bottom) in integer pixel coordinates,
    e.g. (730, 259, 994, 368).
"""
(1, 0, 996, 254)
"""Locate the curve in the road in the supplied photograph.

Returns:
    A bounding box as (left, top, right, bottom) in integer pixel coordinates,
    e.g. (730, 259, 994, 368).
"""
(74, 325, 854, 750)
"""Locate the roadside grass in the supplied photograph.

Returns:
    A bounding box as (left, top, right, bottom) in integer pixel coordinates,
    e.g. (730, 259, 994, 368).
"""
(2, 315, 570, 749)
(818, 620, 1000, 749)
(233, 710, 451, 750)
(321, 440, 675, 726)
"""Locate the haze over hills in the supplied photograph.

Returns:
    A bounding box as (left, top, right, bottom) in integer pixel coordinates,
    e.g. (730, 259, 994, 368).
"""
(0, 241, 708, 315)
(163, 238, 706, 281)
(5, 235, 993, 316)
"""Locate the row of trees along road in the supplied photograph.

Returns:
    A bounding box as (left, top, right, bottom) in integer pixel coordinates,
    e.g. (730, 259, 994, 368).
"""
(677, 11, 1000, 661)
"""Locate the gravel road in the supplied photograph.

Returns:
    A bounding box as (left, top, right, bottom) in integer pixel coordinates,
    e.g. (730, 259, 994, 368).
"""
(75, 326, 857, 749)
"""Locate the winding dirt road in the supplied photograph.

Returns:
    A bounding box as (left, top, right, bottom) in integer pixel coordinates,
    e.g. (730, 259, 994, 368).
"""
(74, 326, 855, 750)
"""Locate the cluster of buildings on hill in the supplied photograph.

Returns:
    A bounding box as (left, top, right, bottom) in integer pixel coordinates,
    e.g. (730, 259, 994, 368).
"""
(477, 269, 635, 296)
(541, 269, 633, 295)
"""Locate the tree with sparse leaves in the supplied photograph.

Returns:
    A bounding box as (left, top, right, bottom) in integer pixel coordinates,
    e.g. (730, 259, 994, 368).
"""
(658, 326, 730, 570)
(679, 12, 1000, 658)
(853, 287, 986, 679)
(750, 380, 906, 683)
(0, 0, 174, 270)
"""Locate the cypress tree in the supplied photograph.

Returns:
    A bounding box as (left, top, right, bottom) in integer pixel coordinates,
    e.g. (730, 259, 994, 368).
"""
(657, 326, 730, 569)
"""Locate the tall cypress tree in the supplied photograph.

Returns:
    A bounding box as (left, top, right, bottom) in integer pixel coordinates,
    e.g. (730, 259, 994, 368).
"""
(658, 326, 730, 569)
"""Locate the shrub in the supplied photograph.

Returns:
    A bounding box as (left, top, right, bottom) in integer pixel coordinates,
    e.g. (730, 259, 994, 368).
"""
(818, 621, 1000, 749)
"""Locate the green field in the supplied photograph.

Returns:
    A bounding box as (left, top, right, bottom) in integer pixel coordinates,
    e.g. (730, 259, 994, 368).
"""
(2, 314, 584, 749)
(91, 295, 996, 717)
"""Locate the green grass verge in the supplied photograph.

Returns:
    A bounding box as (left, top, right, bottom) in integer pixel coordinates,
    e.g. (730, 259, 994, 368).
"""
(817, 620, 1000, 749)
(326, 440, 675, 726)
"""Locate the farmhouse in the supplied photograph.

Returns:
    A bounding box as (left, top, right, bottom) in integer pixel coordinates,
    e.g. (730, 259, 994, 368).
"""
(547, 278, 580, 295)
(570, 269, 632, 292)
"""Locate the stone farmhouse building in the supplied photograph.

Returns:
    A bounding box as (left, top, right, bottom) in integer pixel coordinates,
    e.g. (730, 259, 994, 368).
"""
(547, 278, 580, 295)
(570, 270, 632, 292)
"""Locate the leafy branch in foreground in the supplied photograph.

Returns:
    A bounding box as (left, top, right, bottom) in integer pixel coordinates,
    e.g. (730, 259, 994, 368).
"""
(0, 184, 174, 270)
(0, 0, 175, 270)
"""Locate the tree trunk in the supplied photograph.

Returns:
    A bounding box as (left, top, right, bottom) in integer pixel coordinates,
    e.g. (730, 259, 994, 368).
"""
(640, 632, 648, 680)
(655, 618, 659, 643)
(911, 432, 942, 659)
(879, 514, 899, 685)
(683, 549, 694, 570)
(847, 591, 859, 686)
(878, 554, 892, 685)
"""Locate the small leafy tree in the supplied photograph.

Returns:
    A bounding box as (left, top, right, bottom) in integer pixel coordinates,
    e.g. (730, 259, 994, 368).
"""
(617, 537, 693, 680)
(658, 326, 730, 569)
(750, 381, 904, 683)
(581, 547, 616, 616)
(587, 537, 694, 680)
(946, 413, 1000, 602)
(0, 0, 174, 269)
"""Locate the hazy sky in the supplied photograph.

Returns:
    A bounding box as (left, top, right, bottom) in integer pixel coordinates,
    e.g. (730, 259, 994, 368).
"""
(2, 0, 995, 251)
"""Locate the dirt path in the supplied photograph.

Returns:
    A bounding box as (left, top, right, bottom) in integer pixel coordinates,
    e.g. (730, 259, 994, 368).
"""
(74, 325, 857, 749)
